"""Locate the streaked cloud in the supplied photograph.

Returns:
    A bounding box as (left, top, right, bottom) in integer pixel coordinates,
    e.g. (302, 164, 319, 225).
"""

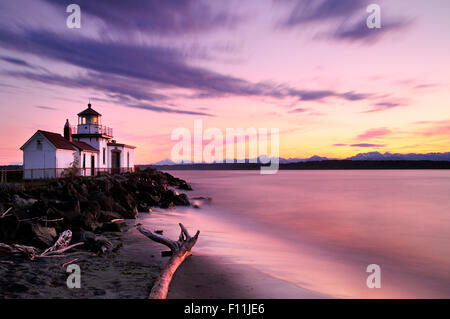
(277, 0, 412, 43)
(331, 18, 412, 43)
(0, 56, 35, 68)
(364, 101, 404, 113)
(0, 27, 373, 111)
(35, 105, 58, 110)
(279, 0, 367, 26)
(350, 143, 386, 147)
(43, 0, 242, 35)
(288, 108, 308, 113)
(357, 127, 391, 140)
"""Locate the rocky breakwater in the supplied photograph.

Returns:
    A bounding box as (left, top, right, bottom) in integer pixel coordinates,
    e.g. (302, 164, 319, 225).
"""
(0, 168, 192, 254)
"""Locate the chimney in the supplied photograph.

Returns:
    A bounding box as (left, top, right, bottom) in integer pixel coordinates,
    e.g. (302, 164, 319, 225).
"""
(64, 119, 72, 142)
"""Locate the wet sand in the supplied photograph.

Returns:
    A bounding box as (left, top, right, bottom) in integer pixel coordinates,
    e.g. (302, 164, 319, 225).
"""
(135, 212, 329, 299)
(168, 255, 328, 299)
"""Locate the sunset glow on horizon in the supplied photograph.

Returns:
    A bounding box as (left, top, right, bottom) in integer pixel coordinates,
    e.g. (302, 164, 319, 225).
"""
(0, 0, 449, 165)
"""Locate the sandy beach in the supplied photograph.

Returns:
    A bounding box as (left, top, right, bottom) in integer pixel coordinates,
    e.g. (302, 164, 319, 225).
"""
(0, 214, 328, 299)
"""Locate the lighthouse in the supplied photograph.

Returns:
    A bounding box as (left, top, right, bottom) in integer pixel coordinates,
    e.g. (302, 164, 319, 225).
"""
(20, 102, 136, 179)
(71, 103, 112, 172)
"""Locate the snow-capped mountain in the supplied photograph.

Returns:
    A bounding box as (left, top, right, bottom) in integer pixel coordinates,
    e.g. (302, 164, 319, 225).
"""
(346, 152, 450, 161)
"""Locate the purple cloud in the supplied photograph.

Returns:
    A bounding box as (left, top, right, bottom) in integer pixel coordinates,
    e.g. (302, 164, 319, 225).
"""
(35, 105, 58, 110)
(332, 18, 412, 43)
(0, 27, 373, 111)
(43, 0, 241, 35)
(288, 108, 308, 113)
(350, 143, 386, 148)
(0, 56, 34, 68)
(280, 0, 367, 26)
(278, 0, 412, 43)
(414, 83, 439, 89)
(364, 101, 404, 113)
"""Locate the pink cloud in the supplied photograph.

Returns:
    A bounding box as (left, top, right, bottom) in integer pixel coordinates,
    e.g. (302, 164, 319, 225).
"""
(357, 128, 392, 140)
(414, 120, 450, 137)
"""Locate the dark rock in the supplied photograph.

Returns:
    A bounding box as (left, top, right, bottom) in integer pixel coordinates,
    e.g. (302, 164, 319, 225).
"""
(89, 191, 115, 212)
(12, 195, 37, 209)
(161, 251, 173, 257)
(72, 230, 112, 253)
(173, 193, 190, 206)
(98, 210, 123, 223)
(52, 200, 81, 224)
(159, 199, 174, 209)
(0, 169, 195, 247)
(178, 181, 193, 190)
(95, 235, 113, 254)
(99, 220, 128, 232)
(31, 224, 57, 247)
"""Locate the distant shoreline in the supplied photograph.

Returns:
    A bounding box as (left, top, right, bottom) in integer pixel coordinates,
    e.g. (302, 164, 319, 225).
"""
(144, 160, 450, 170)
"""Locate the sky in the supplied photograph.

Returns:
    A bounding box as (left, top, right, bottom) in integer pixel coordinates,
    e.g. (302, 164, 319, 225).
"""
(0, 0, 449, 165)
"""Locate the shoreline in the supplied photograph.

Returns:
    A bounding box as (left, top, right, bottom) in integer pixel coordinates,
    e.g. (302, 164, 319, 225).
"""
(0, 215, 329, 299)
(136, 212, 329, 299)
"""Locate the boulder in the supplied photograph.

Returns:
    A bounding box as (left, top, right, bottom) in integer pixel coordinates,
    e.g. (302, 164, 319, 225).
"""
(178, 181, 193, 191)
(12, 195, 37, 210)
(31, 224, 57, 247)
(173, 193, 190, 206)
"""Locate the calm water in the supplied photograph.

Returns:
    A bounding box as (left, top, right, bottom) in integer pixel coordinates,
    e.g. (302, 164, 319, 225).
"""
(160, 170, 450, 298)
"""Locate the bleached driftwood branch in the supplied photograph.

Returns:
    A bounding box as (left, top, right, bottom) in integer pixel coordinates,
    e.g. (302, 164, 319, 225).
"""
(0, 230, 83, 260)
(0, 243, 38, 260)
(137, 223, 200, 299)
(0, 207, 12, 219)
(40, 230, 73, 256)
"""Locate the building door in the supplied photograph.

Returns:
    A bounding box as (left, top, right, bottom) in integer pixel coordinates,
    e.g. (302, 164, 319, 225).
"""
(91, 155, 95, 176)
(111, 151, 121, 174)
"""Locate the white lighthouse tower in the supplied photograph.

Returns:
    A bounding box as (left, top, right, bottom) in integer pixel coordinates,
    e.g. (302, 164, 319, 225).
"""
(71, 103, 135, 173)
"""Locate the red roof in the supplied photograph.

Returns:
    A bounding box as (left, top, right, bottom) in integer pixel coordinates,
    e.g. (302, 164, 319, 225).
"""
(71, 140, 99, 152)
(36, 131, 99, 152)
(38, 130, 76, 151)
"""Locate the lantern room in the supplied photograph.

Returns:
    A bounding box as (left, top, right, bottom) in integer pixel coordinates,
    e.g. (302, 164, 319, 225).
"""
(77, 103, 101, 125)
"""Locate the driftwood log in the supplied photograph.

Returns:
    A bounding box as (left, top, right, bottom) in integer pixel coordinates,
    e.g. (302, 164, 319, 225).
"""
(137, 223, 200, 299)
(0, 243, 38, 260)
(0, 230, 83, 260)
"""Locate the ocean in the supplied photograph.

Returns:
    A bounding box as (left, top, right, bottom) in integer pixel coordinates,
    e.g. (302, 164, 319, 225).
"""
(148, 170, 450, 298)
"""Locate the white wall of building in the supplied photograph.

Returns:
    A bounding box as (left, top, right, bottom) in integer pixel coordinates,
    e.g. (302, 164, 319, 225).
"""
(106, 146, 135, 171)
(78, 151, 98, 176)
(124, 147, 135, 170)
(55, 149, 78, 178)
(56, 149, 77, 169)
(74, 136, 110, 170)
(22, 133, 56, 179)
(98, 138, 109, 169)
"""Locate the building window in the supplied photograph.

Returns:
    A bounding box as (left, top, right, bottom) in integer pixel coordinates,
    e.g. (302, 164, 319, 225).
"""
(103, 148, 106, 165)
(83, 154, 86, 169)
(37, 140, 42, 151)
(127, 152, 130, 168)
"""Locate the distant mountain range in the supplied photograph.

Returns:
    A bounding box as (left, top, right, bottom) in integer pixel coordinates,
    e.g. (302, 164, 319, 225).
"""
(152, 152, 450, 165)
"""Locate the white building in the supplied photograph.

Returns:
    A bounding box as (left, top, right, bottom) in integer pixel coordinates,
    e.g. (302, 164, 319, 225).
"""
(20, 103, 136, 179)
